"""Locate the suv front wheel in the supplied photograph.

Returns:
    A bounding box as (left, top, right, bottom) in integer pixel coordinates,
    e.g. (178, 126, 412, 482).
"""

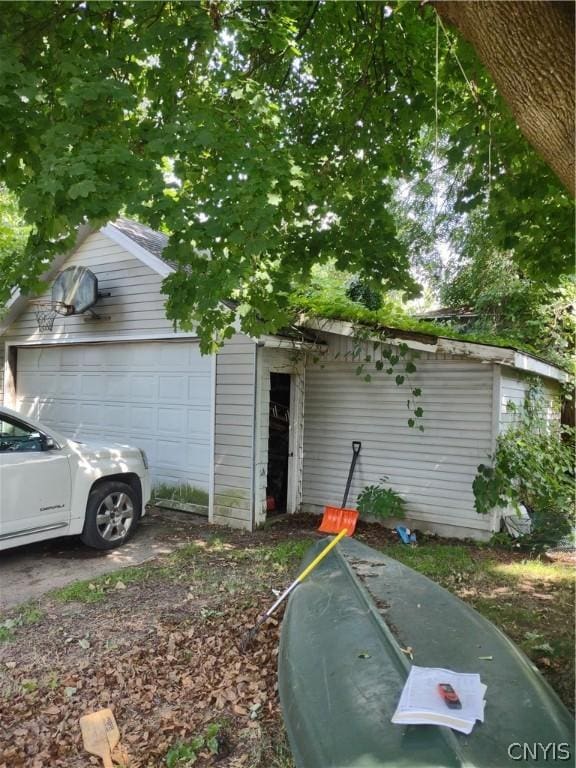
(81, 481, 139, 550)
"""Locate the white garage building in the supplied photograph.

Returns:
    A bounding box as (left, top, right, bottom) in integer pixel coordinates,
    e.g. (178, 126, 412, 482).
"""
(1, 220, 566, 539)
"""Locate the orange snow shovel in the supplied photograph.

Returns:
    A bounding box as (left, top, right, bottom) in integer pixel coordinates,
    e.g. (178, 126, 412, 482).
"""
(318, 441, 361, 537)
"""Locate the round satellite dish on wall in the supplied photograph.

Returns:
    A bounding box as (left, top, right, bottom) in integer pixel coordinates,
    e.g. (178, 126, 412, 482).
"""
(52, 266, 99, 315)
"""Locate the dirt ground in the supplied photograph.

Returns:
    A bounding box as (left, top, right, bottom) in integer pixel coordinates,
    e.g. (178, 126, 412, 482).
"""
(0, 510, 201, 611)
(0, 511, 573, 768)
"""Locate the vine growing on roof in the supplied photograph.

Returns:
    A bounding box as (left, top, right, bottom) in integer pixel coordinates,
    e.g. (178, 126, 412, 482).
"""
(306, 318, 425, 431)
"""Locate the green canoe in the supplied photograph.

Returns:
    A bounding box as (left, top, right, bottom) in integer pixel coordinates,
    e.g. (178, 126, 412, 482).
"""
(278, 537, 574, 768)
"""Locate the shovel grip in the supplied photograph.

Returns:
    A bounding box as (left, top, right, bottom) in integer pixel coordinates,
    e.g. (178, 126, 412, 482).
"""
(342, 441, 361, 508)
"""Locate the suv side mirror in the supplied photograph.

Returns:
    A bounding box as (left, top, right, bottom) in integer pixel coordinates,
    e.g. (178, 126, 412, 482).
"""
(42, 436, 57, 451)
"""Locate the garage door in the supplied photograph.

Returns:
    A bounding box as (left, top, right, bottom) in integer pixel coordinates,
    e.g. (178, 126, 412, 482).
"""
(16, 342, 212, 490)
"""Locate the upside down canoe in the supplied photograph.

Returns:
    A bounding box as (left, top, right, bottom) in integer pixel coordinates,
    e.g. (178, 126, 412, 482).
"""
(278, 537, 574, 768)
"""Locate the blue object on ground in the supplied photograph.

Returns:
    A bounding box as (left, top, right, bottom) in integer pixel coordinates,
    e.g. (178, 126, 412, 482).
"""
(395, 525, 411, 544)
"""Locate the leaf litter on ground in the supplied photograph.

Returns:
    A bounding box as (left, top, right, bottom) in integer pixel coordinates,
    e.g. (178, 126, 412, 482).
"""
(0, 512, 573, 766)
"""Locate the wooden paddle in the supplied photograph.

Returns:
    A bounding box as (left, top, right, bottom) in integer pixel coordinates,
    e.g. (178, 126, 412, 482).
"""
(80, 708, 120, 768)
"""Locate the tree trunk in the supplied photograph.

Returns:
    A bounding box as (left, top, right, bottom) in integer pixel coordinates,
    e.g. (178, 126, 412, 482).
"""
(434, 1, 575, 196)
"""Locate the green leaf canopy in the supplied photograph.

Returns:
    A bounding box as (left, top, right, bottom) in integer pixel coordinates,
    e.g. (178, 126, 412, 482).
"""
(0, 2, 572, 350)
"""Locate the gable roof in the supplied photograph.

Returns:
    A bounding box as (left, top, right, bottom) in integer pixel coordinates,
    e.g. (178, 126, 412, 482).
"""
(100, 219, 175, 277)
(110, 218, 171, 263)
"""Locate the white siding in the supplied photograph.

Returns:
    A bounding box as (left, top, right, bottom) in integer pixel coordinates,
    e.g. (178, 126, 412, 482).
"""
(212, 335, 256, 529)
(301, 334, 496, 538)
(499, 367, 561, 432)
(2, 230, 214, 497)
(4, 232, 178, 344)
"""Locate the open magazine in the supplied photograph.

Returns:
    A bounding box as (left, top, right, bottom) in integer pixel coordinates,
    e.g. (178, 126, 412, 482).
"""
(391, 666, 487, 735)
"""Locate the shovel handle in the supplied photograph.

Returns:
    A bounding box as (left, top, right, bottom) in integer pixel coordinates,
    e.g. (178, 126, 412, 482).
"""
(257, 529, 348, 624)
(297, 528, 348, 583)
(342, 441, 362, 508)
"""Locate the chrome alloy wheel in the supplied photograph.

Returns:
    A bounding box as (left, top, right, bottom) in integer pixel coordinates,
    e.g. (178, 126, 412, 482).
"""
(95, 492, 134, 542)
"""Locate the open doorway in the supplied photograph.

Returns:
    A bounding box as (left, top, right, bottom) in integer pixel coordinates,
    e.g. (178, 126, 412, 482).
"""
(266, 372, 291, 514)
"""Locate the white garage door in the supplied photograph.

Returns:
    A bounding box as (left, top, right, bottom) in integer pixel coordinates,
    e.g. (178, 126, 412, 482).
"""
(16, 342, 212, 490)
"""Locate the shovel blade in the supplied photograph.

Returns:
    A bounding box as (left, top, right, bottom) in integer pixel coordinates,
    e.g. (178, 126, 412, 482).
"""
(318, 506, 358, 536)
(80, 708, 120, 762)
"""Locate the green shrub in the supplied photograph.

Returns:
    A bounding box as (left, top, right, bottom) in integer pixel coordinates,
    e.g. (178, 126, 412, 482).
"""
(165, 723, 221, 767)
(345, 275, 383, 310)
(473, 383, 575, 549)
(356, 478, 406, 520)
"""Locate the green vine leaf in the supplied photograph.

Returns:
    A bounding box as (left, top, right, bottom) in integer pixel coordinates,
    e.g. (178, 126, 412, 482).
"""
(395, 375, 405, 386)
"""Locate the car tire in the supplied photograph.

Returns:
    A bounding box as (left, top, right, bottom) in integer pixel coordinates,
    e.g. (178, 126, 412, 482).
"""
(81, 481, 140, 550)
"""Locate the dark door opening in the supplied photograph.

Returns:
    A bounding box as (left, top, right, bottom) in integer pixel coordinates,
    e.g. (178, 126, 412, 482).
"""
(266, 372, 291, 514)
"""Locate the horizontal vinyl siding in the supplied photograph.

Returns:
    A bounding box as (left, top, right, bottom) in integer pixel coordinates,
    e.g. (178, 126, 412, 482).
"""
(4, 232, 179, 344)
(499, 368, 561, 431)
(302, 342, 495, 535)
(212, 335, 256, 530)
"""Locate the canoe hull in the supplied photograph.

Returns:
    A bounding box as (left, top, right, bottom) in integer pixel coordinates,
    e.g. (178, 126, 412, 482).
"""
(278, 538, 574, 768)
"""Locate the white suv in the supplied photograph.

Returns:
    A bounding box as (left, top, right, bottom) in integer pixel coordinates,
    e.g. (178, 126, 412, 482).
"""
(0, 406, 151, 551)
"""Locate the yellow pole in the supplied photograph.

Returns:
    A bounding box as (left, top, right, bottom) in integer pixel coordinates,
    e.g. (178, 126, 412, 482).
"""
(296, 528, 348, 583)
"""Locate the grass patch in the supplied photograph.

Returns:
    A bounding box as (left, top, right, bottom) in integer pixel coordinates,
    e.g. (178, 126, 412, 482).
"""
(153, 483, 209, 507)
(0, 603, 43, 643)
(21, 604, 43, 624)
(53, 564, 163, 603)
(171, 542, 202, 562)
(228, 539, 312, 576)
(265, 540, 311, 567)
(489, 559, 574, 583)
(241, 724, 295, 768)
(384, 543, 480, 581)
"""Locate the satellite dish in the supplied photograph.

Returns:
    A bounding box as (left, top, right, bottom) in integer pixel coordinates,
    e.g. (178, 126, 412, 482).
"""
(52, 266, 99, 315)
